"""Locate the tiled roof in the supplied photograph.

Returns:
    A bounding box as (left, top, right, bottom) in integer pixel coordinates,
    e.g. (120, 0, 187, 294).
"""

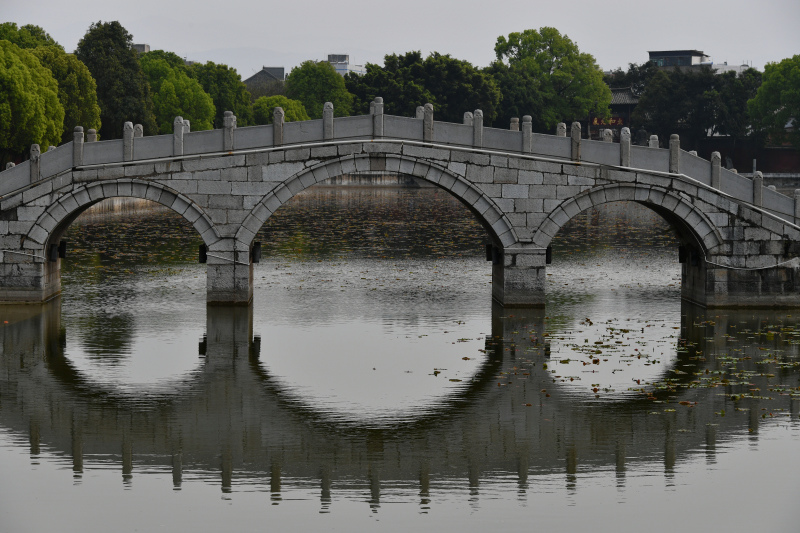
(610, 87, 639, 105)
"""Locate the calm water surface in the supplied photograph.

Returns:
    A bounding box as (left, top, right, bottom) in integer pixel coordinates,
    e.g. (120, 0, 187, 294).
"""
(0, 187, 798, 532)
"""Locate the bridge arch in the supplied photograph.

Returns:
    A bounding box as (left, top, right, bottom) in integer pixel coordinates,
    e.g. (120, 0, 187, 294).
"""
(531, 183, 726, 254)
(234, 153, 519, 250)
(24, 179, 222, 251)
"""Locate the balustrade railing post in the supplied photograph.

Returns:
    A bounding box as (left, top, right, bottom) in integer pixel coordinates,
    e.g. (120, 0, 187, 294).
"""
(123, 121, 134, 161)
(223, 111, 236, 151)
(372, 97, 384, 138)
(473, 109, 483, 147)
(669, 134, 680, 173)
(73, 126, 84, 167)
(416, 106, 424, 119)
(602, 129, 613, 142)
(620, 127, 631, 166)
(753, 171, 763, 206)
(273, 107, 284, 145)
(463, 111, 473, 126)
(323, 102, 334, 140)
(510, 117, 519, 131)
(30, 144, 40, 182)
(556, 123, 567, 137)
(648, 135, 659, 148)
(711, 152, 721, 189)
(173, 116, 184, 156)
(423, 103, 434, 142)
(570, 122, 581, 161)
(133, 124, 143, 138)
(87, 129, 97, 142)
(794, 189, 800, 226)
(522, 115, 532, 154)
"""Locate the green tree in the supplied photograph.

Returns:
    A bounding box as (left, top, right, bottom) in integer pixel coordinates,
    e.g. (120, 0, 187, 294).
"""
(714, 68, 762, 142)
(75, 21, 156, 139)
(346, 51, 500, 123)
(140, 52, 215, 133)
(488, 27, 611, 131)
(188, 61, 253, 128)
(0, 23, 62, 50)
(603, 61, 659, 95)
(633, 67, 727, 150)
(32, 46, 101, 143)
(748, 55, 800, 149)
(252, 95, 309, 125)
(286, 60, 353, 119)
(0, 41, 64, 163)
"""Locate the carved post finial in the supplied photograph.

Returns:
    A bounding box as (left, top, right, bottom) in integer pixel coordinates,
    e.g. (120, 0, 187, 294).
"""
(620, 127, 631, 166)
(223, 111, 236, 151)
(372, 97, 384, 138)
(753, 170, 764, 206)
(133, 124, 143, 138)
(73, 126, 84, 167)
(273, 107, 284, 145)
(5, 162, 14, 169)
(711, 151, 721, 189)
(510, 117, 519, 132)
(556, 122, 567, 137)
(463, 111, 473, 126)
(423, 103, 434, 142)
(183, 119, 191, 134)
(416, 106, 425, 120)
(570, 122, 581, 161)
(648, 134, 659, 148)
(669, 134, 680, 173)
(30, 144, 40, 182)
(602, 129, 613, 142)
(473, 109, 483, 147)
(87, 129, 97, 142)
(123, 121, 134, 161)
(173, 116, 184, 156)
(522, 115, 532, 153)
(323, 102, 334, 140)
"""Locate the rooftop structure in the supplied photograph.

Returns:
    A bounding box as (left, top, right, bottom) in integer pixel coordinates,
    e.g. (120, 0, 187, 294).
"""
(327, 54, 365, 76)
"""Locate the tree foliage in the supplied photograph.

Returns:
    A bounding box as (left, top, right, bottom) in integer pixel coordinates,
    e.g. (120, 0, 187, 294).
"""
(286, 61, 353, 119)
(345, 51, 500, 123)
(0, 23, 62, 50)
(188, 61, 253, 128)
(32, 46, 101, 143)
(603, 61, 659, 95)
(748, 55, 800, 149)
(75, 21, 156, 139)
(633, 67, 763, 150)
(140, 52, 215, 133)
(252, 95, 309, 125)
(488, 27, 610, 131)
(0, 41, 64, 160)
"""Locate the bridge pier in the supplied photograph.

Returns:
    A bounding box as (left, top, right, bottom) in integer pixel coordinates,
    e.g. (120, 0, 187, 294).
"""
(206, 239, 253, 305)
(492, 247, 547, 307)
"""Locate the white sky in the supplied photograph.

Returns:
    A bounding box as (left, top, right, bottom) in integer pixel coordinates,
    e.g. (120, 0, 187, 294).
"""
(3, 0, 799, 79)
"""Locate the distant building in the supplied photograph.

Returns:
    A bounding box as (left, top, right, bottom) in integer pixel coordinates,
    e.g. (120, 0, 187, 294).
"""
(243, 67, 286, 95)
(591, 87, 639, 140)
(132, 43, 150, 54)
(648, 50, 712, 70)
(327, 54, 365, 76)
(713, 62, 752, 75)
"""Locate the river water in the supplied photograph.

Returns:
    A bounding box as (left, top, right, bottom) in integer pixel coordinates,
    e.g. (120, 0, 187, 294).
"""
(0, 186, 798, 532)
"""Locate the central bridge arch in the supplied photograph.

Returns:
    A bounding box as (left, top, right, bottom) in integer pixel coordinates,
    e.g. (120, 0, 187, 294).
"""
(234, 153, 519, 251)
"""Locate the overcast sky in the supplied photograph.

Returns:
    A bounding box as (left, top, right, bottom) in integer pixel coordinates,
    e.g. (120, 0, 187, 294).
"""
(3, 0, 799, 78)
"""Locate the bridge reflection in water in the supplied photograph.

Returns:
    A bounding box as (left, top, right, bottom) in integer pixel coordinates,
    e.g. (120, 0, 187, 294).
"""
(2, 299, 798, 509)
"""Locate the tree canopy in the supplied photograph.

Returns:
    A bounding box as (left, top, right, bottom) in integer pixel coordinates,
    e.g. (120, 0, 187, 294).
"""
(140, 52, 215, 133)
(188, 61, 253, 128)
(488, 27, 610, 131)
(0, 41, 64, 162)
(75, 21, 156, 139)
(252, 95, 309, 125)
(286, 61, 353, 119)
(0, 23, 62, 50)
(748, 55, 800, 149)
(33, 46, 101, 143)
(345, 51, 500, 123)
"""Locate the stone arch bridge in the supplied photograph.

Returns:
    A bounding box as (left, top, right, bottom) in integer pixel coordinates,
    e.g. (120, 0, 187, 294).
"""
(1, 100, 799, 307)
